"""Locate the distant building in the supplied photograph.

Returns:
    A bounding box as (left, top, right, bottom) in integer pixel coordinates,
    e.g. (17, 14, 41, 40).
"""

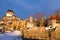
(40, 17, 45, 27)
(0, 10, 21, 31)
(27, 16, 34, 28)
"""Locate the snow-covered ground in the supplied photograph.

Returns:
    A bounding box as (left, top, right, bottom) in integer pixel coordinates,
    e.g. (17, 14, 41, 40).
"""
(0, 30, 23, 40)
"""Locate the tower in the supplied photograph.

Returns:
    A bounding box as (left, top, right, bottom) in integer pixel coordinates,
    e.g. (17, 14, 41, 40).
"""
(29, 16, 33, 23)
(50, 14, 57, 27)
(6, 10, 15, 17)
(40, 17, 45, 27)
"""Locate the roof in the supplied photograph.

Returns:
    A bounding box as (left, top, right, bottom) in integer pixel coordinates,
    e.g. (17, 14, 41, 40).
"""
(50, 14, 57, 20)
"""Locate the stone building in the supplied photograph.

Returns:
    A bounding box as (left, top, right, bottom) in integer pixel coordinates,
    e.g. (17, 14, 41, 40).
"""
(0, 10, 21, 31)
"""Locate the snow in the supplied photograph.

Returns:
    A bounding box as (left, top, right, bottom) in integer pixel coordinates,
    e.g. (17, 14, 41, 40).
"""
(5, 30, 22, 36)
(0, 30, 23, 40)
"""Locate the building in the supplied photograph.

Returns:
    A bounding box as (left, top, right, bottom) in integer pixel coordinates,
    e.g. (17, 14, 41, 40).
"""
(0, 10, 21, 31)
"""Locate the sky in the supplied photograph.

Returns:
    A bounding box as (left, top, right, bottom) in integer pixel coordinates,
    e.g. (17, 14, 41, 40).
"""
(0, 0, 60, 19)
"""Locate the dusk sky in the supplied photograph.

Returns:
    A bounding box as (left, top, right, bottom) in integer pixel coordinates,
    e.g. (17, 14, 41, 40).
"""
(0, 0, 60, 19)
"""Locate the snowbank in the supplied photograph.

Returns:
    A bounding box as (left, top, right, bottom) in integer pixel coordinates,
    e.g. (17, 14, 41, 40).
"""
(5, 30, 22, 36)
(0, 30, 23, 40)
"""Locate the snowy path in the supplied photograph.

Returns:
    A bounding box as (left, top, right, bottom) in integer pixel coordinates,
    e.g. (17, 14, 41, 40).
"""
(0, 30, 23, 40)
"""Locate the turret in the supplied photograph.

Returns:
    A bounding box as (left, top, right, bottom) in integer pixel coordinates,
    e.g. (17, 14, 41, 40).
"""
(50, 14, 57, 27)
(6, 10, 15, 17)
(29, 16, 33, 23)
